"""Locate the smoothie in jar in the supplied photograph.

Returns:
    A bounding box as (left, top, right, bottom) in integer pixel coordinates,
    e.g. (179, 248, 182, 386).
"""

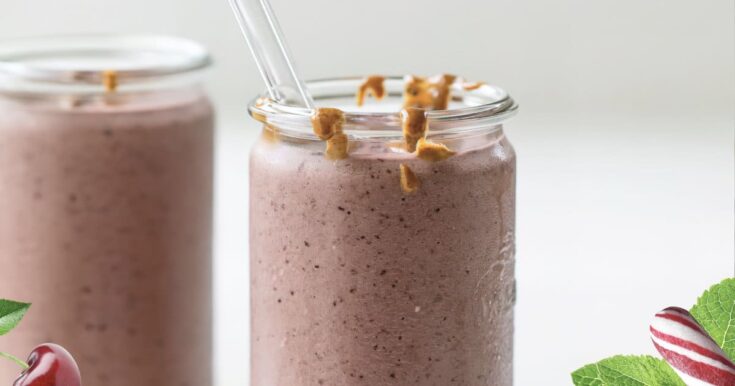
(0, 35, 214, 386)
(250, 76, 517, 385)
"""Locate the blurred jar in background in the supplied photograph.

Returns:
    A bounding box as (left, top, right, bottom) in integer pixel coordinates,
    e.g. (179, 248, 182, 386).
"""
(0, 35, 214, 386)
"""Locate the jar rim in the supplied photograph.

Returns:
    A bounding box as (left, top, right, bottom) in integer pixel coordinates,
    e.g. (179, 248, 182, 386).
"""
(248, 76, 518, 139)
(0, 34, 211, 94)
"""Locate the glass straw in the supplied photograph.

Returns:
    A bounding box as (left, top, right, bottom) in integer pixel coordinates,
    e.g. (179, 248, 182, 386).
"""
(228, 0, 315, 109)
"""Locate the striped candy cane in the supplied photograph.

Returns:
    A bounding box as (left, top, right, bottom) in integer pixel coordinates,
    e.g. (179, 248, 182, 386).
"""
(650, 306, 735, 386)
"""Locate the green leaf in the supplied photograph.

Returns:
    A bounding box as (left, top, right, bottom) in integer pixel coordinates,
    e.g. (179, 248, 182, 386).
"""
(571, 355, 685, 386)
(0, 299, 31, 336)
(690, 277, 735, 360)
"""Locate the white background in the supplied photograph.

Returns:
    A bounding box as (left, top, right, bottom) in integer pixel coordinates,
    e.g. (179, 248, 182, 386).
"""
(1, 1, 733, 385)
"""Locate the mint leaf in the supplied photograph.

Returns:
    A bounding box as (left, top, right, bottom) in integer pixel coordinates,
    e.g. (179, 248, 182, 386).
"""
(0, 299, 31, 336)
(690, 277, 735, 360)
(571, 355, 685, 386)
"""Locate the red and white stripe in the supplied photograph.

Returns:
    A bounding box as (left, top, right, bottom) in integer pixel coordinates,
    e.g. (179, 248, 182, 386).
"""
(650, 306, 735, 386)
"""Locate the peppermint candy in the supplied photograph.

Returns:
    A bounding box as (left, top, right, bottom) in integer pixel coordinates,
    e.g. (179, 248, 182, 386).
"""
(650, 306, 735, 386)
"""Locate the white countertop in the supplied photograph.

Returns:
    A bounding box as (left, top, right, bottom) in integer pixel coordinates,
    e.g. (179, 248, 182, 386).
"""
(212, 112, 734, 385)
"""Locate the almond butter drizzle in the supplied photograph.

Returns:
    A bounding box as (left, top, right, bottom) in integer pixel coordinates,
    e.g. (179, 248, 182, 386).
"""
(325, 132, 349, 160)
(252, 97, 269, 123)
(310, 107, 345, 140)
(400, 107, 428, 152)
(400, 164, 420, 194)
(403, 75, 434, 109)
(256, 74, 484, 167)
(261, 125, 280, 143)
(102, 70, 118, 93)
(299, 75, 481, 191)
(356, 75, 386, 107)
(428, 74, 457, 110)
(403, 74, 457, 110)
(462, 81, 485, 91)
(415, 137, 456, 162)
(310, 108, 349, 159)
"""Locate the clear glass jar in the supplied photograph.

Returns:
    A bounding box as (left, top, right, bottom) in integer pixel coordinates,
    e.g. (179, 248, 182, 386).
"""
(249, 77, 518, 385)
(0, 35, 214, 386)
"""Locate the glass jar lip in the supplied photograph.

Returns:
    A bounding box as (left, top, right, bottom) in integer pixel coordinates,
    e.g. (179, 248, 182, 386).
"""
(0, 34, 211, 94)
(248, 76, 518, 139)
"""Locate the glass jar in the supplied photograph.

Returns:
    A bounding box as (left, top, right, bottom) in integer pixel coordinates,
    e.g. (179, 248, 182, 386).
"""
(0, 35, 214, 386)
(249, 77, 518, 385)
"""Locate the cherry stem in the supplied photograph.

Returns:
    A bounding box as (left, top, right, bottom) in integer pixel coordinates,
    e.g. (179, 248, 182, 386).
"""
(0, 351, 28, 370)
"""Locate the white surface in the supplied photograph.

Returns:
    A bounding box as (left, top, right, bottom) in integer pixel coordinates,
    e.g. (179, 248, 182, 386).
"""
(511, 114, 733, 385)
(0, 0, 733, 385)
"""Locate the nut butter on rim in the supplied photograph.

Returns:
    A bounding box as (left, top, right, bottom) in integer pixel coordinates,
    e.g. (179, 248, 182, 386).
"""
(0, 35, 211, 95)
(248, 76, 518, 143)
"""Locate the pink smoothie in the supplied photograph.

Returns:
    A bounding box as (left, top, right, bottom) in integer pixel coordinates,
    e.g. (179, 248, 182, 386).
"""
(0, 92, 214, 385)
(250, 126, 516, 385)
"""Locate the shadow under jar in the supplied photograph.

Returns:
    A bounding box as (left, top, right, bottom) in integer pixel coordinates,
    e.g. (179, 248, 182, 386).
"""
(0, 35, 214, 386)
(249, 77, 518, 386)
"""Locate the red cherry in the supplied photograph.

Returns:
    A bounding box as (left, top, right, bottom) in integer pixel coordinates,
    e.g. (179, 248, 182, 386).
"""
(13, 344, 81, 386)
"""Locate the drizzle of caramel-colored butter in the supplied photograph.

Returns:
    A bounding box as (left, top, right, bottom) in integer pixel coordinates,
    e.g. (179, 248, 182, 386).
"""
(325, 132, 349, 160)
(252, 97, 269, 123)
(252, 111, 267, 123)
(311, 108, 349, 159)
(102, 70, 118, 93)
(311, 107, 345, 140)
(428, 74, 457, 110)
(403, 74, 457, 110)
(400, 164, 420, 194)
(415, 137, 456, 162)
(261, 125, 280, 143)
(403, 75, 435, 109)
(400, 106, 456, 161)
(400, 107, 428, 152)
(356, 75, 386, 107)
(462, 81, 485, 91)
